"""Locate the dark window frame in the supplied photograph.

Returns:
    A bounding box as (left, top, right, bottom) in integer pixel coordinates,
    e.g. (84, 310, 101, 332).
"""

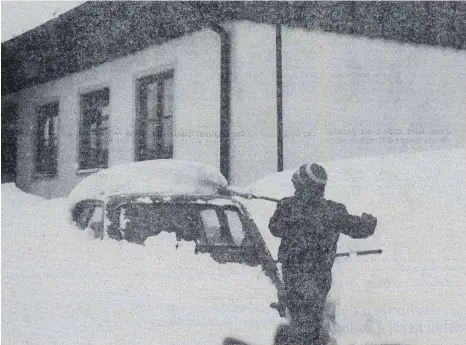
(2, 103, 18, 183)
(35, 101, 59, 177)
(78, 87, 110, 170)
(135, 70, 174, 161)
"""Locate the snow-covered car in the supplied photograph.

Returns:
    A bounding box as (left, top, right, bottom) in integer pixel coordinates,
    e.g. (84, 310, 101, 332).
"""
(242, 149, 466, 345)
(73, 193, 273, 267)
(66, 160, 286, 345)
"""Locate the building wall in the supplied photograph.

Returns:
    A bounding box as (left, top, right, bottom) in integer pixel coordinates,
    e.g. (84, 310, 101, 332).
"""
(282, 27, 466, 168)
(3, 29, 221, 198)
(224, 21, 278, 186)
(5, 21, 466, 197)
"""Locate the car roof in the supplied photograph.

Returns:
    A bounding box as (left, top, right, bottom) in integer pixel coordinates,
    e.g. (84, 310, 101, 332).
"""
(98, 192, 240, 210)
(106, 192, 235, 202)
(67, 160, 229, 205)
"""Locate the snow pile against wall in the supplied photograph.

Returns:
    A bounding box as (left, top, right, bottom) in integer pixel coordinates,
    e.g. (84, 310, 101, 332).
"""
(2, 186, 283, 345)
(67, 160, 228, 203)
(1, 182, 47, 242)
(244, 148, 466, 344)
(1, 182, 46, 210)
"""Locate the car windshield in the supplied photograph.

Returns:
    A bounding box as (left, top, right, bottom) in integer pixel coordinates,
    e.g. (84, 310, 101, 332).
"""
(109, 202, 246, 246)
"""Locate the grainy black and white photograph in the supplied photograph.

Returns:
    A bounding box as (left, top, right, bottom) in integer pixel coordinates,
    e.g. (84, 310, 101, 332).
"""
(1, 1, 465, 345)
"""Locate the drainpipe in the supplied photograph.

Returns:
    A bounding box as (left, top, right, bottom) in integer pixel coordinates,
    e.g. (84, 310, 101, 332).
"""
(276, 24, 284, 172)
(210, 23, 231, 182)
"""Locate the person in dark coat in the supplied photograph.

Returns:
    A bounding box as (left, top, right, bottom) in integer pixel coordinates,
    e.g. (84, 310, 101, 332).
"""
(269, 163, 377, 345)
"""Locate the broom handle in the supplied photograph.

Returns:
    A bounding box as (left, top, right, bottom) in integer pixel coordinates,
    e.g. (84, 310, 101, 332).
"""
(274, 249, 383, 263)
(223, 187, 280, 203)
(249, 194, 280, 203)
(335, 249, 383, 258)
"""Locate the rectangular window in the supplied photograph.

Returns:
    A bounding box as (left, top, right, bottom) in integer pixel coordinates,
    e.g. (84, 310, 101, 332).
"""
(36, 102, 59, 176)
(79, 88, 109, 170)
(136, 70, 174, 161)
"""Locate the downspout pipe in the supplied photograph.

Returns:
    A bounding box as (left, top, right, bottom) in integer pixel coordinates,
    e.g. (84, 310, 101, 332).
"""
(276, 24, 284, 172)
(210, 23, 231, 182)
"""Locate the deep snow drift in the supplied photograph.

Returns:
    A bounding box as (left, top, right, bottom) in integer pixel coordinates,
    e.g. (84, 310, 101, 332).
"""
(2, 149, 465, 345)
(244, 148, 466, 344)
(2, 183, 282, 345)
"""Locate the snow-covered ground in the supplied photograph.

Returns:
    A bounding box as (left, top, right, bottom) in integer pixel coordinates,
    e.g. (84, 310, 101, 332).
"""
(244, 148, 466, 344)
(2, 182, 282, 345)
(2, 149, 465, 345)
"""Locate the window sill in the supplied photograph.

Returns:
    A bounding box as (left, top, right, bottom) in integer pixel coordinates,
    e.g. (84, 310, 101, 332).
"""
(33, 173, 57, 179)
(76, 167, 107, 175)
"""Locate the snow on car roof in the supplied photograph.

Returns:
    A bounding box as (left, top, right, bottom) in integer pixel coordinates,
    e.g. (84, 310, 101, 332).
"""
(104, 194, 238, 210)
(68, 160, 228, 204)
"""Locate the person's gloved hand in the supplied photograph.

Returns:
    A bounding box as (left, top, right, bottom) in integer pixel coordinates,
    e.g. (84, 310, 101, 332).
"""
(361, 212, 377, 228)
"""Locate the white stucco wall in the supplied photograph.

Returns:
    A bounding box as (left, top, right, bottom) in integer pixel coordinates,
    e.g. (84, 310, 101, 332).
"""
(224, 21, 278, 186)
(3, 29, 221, 198)
(6, 22, 466, 197)
(282, 27, 466, 168)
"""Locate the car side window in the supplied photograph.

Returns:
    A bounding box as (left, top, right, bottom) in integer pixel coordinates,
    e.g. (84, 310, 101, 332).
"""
(73, 202, 93, 229)
(109, 203, 202, 244)
(72, 200, 104, 239)
(87, 205, 104, 239)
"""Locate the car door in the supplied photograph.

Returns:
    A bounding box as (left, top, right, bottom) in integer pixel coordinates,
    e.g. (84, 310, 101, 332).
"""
(71, 200, 105, 239)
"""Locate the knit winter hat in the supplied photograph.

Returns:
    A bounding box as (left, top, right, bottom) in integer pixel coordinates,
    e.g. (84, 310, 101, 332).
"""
(292, 163, 327, 188)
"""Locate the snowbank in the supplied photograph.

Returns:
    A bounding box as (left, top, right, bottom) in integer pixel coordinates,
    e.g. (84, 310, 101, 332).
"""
(3, 149, 465, 345)
(244, 148, 466, 344)
(68, 160, 228, 203)
(2, 185, 283, 345)
(1, 183, 47, 248)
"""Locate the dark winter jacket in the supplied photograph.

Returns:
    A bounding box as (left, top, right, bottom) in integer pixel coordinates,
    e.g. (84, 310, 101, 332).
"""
(269, 196, 376, 271)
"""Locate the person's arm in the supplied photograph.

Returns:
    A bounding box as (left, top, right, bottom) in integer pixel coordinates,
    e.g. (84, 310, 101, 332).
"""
(333, 203, 377, 239)
(269, 198, 295, 238)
